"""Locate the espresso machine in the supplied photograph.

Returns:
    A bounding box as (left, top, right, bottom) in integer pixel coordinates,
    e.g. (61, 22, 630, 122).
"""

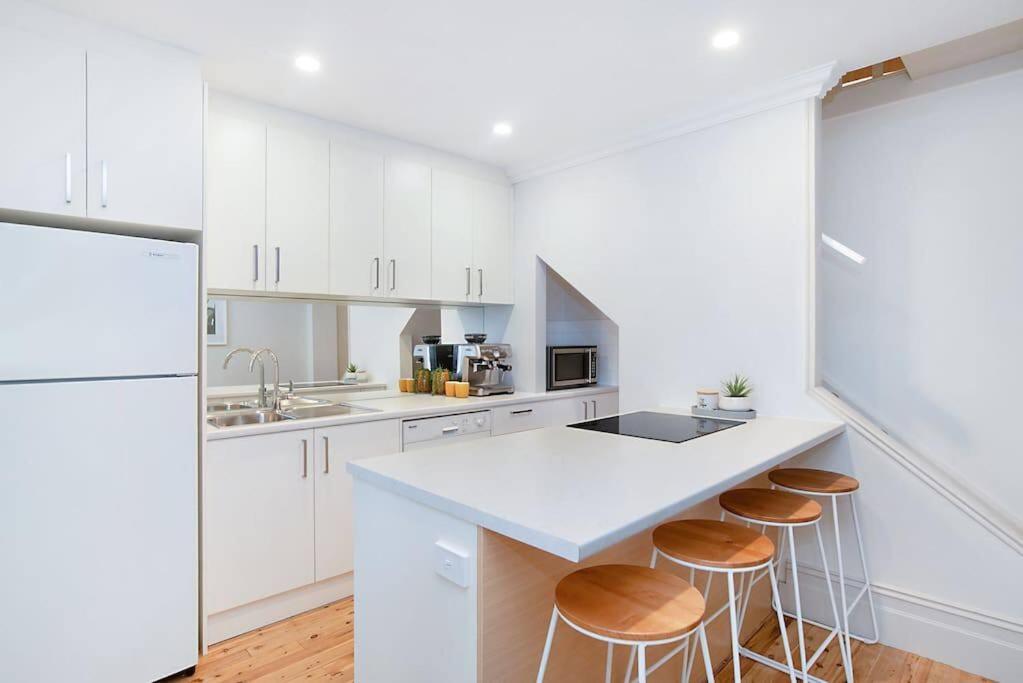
(455, 343, 514, 396)
(412, 341, 457, 374)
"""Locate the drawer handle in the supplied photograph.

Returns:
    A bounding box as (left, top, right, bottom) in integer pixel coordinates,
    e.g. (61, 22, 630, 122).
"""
(510, 409, 533, 416)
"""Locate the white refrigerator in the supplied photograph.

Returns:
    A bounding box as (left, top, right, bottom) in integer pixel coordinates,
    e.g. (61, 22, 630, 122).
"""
(0, 223, 200, 681)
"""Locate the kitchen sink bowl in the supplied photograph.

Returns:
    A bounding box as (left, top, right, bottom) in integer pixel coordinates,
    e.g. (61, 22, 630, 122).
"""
(207, 410, 295, 427)
(280, 403, 379, 419)
(207, 401, 257, 412)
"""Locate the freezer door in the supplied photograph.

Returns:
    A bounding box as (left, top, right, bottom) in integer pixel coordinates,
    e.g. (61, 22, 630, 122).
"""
(0, 376, 198, 681)
(0, 223, 198, 381)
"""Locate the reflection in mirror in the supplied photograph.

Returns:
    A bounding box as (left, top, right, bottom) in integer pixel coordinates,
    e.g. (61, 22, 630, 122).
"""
(206, 298, 484, 392)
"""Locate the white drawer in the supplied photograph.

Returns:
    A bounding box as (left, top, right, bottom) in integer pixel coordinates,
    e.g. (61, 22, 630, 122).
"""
(492, 402, 550, 436)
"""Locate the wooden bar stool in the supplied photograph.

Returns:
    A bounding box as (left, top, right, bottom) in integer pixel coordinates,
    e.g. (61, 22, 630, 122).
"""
(625, 519, 796, 683)
(719, 488, 852, 683)
(535, 564, 716, 683)
(768, 468, 879, 654)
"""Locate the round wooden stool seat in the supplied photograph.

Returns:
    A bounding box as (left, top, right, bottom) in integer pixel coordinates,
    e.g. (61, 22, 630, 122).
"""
(719, 488, 822, 524)
(768, 468, 860, 494)
(554, 564, 706, 642)
(653, 519, 775, 569)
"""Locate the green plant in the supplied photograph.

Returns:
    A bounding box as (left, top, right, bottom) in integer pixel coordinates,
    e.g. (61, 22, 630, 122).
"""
(346, 362, 360, 373)
(722, 373, 753, 397)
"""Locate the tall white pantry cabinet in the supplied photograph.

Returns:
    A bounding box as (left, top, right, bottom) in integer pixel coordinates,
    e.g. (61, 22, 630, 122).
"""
(0, 25, 202, 230)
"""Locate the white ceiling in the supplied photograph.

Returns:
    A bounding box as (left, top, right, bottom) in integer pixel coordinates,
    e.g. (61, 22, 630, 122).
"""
(34, 0, 1023, 175)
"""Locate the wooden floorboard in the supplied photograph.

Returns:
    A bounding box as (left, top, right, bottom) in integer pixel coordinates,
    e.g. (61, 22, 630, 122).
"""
(173, 597, 989, 682)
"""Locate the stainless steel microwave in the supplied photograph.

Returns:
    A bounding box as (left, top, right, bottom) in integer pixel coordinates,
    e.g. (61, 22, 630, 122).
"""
(547, 346, 598, 390)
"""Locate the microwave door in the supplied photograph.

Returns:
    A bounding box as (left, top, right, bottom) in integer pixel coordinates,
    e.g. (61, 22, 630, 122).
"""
(551, 348, 589, 388)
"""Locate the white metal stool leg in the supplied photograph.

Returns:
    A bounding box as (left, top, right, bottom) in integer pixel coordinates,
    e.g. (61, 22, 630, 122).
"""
(536, 607, 559, 682)
(831, 496, 854, 678)
(787, 526, 809, 680)
(726, 572, 742, 683)
(814, 523, 853, 677)
(606, 643, 614, 683)
(850, 495, 880, 643)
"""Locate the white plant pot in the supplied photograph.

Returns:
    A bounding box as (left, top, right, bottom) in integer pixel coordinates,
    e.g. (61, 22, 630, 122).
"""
(719, 396, 752, 412)
(343, 372, 359, 383)
(356, 370, 369, 383)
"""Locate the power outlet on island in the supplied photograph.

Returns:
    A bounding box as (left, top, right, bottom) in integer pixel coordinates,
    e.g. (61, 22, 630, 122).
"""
(434, 541, 471, 588)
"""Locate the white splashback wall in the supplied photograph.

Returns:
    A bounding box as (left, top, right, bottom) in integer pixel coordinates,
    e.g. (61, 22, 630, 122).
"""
(820, 65, 1023, 519)
(545, 265, 619, 386)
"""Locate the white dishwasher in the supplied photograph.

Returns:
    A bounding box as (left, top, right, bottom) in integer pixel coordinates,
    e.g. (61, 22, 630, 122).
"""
(402, 410, 493, 451)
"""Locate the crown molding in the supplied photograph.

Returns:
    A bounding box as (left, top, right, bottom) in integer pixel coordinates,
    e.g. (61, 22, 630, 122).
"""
(508, 61, 840, 184)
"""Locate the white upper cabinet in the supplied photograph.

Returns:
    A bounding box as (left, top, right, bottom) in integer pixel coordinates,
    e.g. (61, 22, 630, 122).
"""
(0, 27, 86, 217)
(267, 127, 330, 294)
(206, 112, 266, 291)
(330, 144, 385, 297)
(383, 158, 432, 299)
(431, 169, 474, 302)
(472, 180, 513, 304)
(86, 49, 202, 230)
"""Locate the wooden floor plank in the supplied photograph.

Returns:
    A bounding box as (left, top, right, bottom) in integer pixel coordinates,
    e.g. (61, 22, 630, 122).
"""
(173, 596, 987, 682)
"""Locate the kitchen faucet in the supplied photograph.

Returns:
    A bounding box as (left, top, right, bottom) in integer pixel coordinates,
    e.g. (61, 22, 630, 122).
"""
(222, 346, 279, 410)
(249, 348, 281, 410)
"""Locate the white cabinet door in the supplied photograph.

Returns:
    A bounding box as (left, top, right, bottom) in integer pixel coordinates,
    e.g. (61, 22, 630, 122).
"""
(593, 393, 620, 418)
(267, 127, 330, 294)
(383, 158, 432, 299)
(472, 180, 513, 304)
(0, 27, 86, 217)
(86, 49, 202, 229)
(314, 420, 400, 581)
(431, 169, 474, 302)
(205, 430, 315, 614)
(330, 144, 384, 296)
(206, 112, 266, 291)
(546, 396, 589, 425)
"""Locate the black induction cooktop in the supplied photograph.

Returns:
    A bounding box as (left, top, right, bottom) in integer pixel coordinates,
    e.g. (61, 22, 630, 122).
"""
(568, 411, 743, 443)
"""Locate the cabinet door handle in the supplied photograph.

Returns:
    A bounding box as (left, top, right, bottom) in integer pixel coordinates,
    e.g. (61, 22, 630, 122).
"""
(65, 153, 72, 204)
(373, 257, 381, 290)
(323, 436, 330, 474)
(583, 401, 589, 420)
(275, 246, 281, 284)
(301, 439, 308, 478)
(591, 400, 598, 417)
(465, 266, 471, 296)
(511, 409, 533, 416)
(389, 259, 396, 291)
(252, 244, 259, 282)
(100, 160, 108, 207)
(478, 268, 484, 297)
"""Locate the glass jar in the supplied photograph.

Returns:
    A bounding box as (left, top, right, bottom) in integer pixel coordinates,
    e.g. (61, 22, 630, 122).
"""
(432, 368, 451, 395)
(414, 366, 432, 394)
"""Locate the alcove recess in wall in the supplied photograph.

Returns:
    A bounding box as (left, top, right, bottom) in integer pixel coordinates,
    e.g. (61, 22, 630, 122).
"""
(544, 264, 619, 387)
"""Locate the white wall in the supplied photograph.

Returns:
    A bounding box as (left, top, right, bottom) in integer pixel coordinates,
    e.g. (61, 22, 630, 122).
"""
(510, 94, 1022, 678)
(820, 64, 1023, 521)
(347, 306, 416, 389)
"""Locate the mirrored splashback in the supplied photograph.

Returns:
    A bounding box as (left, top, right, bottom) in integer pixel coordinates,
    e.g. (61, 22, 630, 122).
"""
(206, 297, 485, 390)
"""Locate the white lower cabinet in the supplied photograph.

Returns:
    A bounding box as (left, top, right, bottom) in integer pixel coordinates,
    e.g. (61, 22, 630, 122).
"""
(205, 420, 400, 618)
(205, 429, 315, 614)
(313, 420, 400, 581)
(492, 392, 620, 436)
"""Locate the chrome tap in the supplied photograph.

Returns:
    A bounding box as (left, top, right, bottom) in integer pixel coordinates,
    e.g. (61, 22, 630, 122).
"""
(249, 348, 281, 410)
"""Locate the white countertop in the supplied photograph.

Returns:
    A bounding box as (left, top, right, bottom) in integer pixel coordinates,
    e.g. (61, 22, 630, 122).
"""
(347, 411, 844, 561)
(206, 385, 619, 441)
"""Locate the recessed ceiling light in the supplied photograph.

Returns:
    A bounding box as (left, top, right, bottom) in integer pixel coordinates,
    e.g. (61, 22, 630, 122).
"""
(711, 30, 740, 50)
(294, 54, 321, 73)
(492, 122, 513, 137)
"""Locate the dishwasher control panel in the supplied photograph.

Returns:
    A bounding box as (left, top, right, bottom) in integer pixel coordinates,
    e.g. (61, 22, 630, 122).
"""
(402, 410, 492, 449)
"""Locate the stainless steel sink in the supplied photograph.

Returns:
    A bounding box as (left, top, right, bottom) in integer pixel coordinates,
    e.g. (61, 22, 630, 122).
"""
(280, 403, 379, 419)
(207, 400, 257, 412)
(277, 396, 331, 410)
(207, 410, 296, 427)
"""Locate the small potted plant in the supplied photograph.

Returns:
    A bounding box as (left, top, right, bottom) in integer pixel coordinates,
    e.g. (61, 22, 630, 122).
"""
(344, 362, 361, 384)
(720, 373, 753, 411)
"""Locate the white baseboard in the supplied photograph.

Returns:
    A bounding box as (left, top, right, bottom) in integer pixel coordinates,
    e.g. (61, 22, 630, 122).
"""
(205, 573, 354, 646)
(775, 562, 1023, 681)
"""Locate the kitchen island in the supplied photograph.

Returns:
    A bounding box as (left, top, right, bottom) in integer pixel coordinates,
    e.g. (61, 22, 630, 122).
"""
(348, 410, 844, 682)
